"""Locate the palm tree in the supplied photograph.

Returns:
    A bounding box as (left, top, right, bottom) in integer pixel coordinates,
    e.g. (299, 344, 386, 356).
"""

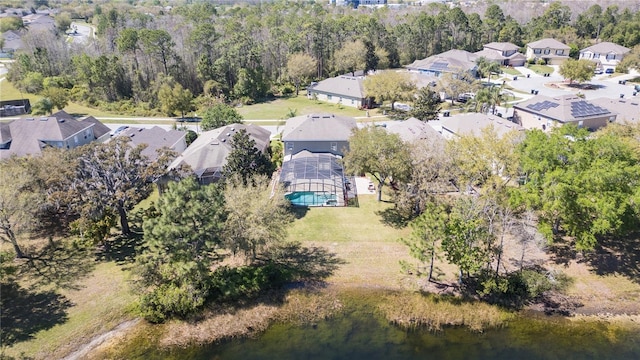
(476, 57, 502, 84)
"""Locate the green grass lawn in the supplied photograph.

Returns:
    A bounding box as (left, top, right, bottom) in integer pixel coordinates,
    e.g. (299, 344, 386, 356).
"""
(501, 67, 522, 76)
(287, 194, 415, 287)
(527, 64, 554, 75)
(237, 93, 381, 120)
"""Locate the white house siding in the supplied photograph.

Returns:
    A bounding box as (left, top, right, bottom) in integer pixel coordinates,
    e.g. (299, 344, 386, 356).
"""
(310, 92, 362, 108)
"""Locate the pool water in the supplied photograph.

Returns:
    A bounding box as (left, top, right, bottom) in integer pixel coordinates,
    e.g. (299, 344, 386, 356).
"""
(285, 191, 337, 206)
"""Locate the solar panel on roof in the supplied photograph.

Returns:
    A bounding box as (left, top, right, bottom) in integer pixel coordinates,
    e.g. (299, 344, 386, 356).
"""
(526, 100, 559, 112)
(570, 101, 611, 118)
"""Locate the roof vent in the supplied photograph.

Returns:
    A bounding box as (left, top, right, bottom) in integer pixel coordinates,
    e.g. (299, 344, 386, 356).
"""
(230, 127, 235, 131)
(58, 119, 65, 123)
(226, 133, 231, 136)
(40, 117, 48, 121)
(222, 138, 226, 142)
(26, 118, 34, 121)
(138, 128, 143, 132)
(130, 134, 135, 137)
(210, 140, 219, 145)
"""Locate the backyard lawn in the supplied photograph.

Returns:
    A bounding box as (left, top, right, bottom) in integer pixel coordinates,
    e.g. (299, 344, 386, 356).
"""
(287, 194, 418, 288)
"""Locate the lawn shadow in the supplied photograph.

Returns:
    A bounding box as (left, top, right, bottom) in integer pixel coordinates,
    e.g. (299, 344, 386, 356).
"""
(95, 233, 144, 265)
(376, 207, 412, 229)
(0, 281, 72, 347)
(289, 206, 310, 219)
(20, 241, 95, 291)
(584, 232, 640, 284)
(547, 238, 577, 267)
(264, 241, 347, 281)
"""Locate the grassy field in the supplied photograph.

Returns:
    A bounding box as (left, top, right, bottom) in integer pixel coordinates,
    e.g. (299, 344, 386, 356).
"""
(237, 93, 383, 120)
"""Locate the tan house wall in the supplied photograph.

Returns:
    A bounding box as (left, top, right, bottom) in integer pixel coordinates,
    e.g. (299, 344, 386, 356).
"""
(515, 110, 613, 132)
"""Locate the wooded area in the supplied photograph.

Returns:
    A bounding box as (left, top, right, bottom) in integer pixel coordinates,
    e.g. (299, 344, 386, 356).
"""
(4, 1, 640, 115)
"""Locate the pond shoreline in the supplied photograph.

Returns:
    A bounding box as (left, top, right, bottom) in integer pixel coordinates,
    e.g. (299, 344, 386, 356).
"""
(82, 284, 640, 359)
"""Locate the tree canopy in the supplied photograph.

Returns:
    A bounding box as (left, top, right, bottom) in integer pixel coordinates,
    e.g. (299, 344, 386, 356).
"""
(363, 71, 416, 110)
(559, 59, 595, 84)
(344, 126, 411, 201)
(200, 103, 244, 131)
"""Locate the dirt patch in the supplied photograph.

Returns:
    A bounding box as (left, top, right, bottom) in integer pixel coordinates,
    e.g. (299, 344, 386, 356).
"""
(63, 319, 141, 360)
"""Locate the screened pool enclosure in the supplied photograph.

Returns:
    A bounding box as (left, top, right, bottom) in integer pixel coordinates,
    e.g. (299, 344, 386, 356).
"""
(279, 151, 356, 207)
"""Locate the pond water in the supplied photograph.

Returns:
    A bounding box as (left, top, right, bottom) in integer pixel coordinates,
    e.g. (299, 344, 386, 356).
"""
(139, 305, 640, 360)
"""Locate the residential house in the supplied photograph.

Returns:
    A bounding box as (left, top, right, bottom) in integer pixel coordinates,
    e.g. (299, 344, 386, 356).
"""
(167, 123, 270, 184)
(0, 110, 111, 159)
(579, 42, 630, 72)
(114, 126, 187, 162)
(513, 94, 617, 131)
(437, 113, 523, 140)
(280, 113, 357, 207)
(525, 38, 570, 65)
(281, 113, 357, 157)
(386, 117, 445, 144)
(405, 49, 478, 78)
(21, 13, 55, 33)
(1, 30, 24, 57)
(307, 75, 372, 108)
(475, 42, 526, 67)
(590, 97, 639, 124)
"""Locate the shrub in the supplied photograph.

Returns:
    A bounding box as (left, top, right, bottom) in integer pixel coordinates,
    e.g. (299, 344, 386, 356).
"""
(139, 283, 209, 323)
(209, 264, 289, 303)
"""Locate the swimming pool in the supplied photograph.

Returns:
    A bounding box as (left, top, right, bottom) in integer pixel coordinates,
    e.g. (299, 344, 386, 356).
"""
(285, 191, 338, 206)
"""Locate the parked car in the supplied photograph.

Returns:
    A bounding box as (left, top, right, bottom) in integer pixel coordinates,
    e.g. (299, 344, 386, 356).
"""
(605, 68, 615, 74)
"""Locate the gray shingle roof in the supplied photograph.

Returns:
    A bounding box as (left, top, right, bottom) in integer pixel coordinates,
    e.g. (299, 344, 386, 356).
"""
(406, 49, 478, 73)
(440, 113, 524, 138)
(0, 110, 102, 158)
(117, 126, 187, 161)
(81, 116, 111, 139)
(386, 117, 445, 143)
(580, 42, 630, 55)
(527, 38, 570, 50)
(308, 76, 365, 99)
(590, 97, 639, 124)
(514, 94, 618, 123)
(484, 42, 520, 52)
(168, 123, 270, 178)
(282, 114, 357, 142)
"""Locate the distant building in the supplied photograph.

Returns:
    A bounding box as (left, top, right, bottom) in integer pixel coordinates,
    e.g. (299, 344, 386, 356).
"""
(167, 123, 270, 184)
(282, 113, 357, 157)
(406, 50, 478, 78)
(307, 75, 373, 108)
(475, 42, 526, 67)
(1, 30, 24, 57)
(579, 42, 630, 72)
(115, 126, 187, 162)
(513, 94, 617, 132)
(525, 38, 570, 65)
(0, 110, 110, 159)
